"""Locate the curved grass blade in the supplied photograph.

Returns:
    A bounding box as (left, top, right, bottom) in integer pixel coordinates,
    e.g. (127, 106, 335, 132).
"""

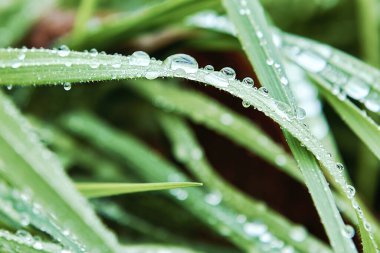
(221, 0, 362, 251)
(0, 92, 120, 253)
(0, 47, 374, 250)
(128, 79, 301, 182)
(158, 112, 331, 253)
(77, 182, 202, 198)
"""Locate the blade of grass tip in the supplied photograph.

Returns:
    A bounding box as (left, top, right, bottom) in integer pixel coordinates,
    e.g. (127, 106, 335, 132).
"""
(0, 91, 121, 253)
(128, 79, 302, 183)
(61, 111, 315, 252)
(76, 182, 202, 198)
(222, 0, 358, 252)
(0, 229, 63, 253)
(158, 112, 332, 253)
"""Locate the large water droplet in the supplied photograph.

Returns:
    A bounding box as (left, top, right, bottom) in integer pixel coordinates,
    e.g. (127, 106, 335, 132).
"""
(344, 77, 370, 99)
(164, 54, 198, 74)
(364, 93, 380, 112)
(129, 51, 150, 66)
(293, 51, 327, 73)
(58, 45, 70, 57)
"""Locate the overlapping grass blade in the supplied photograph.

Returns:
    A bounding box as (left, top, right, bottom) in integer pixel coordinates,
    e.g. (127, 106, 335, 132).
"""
(0, 91, 120, 253)
(222, 0, 358, 252)
(77, 182, 202, 198)
(158, 113, 331, 252)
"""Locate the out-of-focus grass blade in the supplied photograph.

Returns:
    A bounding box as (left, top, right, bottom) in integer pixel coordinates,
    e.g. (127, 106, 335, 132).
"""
(158, 113, 331, 253)
(121, 244, 202, 253)
(128, 80, 302, 183)
(77, 182, 202, 198)
(0, 91, 120, 253)
(61, 111, 309, 252)
(0, 0, 54, 47)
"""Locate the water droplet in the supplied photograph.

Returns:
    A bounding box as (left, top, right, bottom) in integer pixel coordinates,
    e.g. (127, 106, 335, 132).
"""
(112, 63, 121, 68)
(280, 76, 289, 85)
(89, 62, 100, 69)
(220, 113, 234, 125)
(191, 148, 203, 160)
(204, 191, 222, 206)
(6, 85, 13, 90)
(58, 45, 70, 57)
(236, 214, 247, 223)
(33, 241, 43, 250)
(220, 67, 236, 80)
(145, 70, 160, 80)
(342, 224, 355, 238)
(295, 107, 306, 120)
(18, 53, 26, 60)
(344, 77, 370, 100)
(204, 72, 229, 87)
(364, 93, 380, 112)
(242, 100, 250, 108)
(89, 48, 98, 57)
(290, 226, 307, 242)
(293, 51, 326, 73)
(11, 61, 21, 68)
(346, 185, 356, 199)
(266, 58, 274, 65)
(243, 221, 267, 237)
(275, 155, 287, 166)
(336, 163, 344, 173)
(169, 189, 188, 201)
(164, 54, 198, 74)
(63, 82, 71, 91)
(129, 51, 150, 66)
(204, 65, 214, 71)
(259, 87, 269, 96)
(242, 77, 254, 87)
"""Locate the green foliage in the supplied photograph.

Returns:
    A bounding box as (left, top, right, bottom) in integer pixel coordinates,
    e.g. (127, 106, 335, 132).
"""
(0, 0, 380, 252)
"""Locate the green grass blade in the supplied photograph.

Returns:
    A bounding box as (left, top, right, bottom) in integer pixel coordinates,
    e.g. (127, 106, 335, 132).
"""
(158, 112, 331, 253)
(0, 91, 120, 253)
(0, 229, 61, 253)
(121, 244, 202, 253)
(128, 79, 301, 182)
(77, 182, 202, 198)
(222, 0, 358, 252)
(61, 111, 310, 252)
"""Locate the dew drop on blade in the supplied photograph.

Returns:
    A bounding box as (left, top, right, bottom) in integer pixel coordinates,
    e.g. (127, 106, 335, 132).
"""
(344, 77, 370, 99)
(63, 82, 71, 91)
(242, 77, 254, 87)
(220, 67, 236, 80)
(58, 45, 70, 57)
(164, 53, 198, 73)
(129, 51, 150, 66)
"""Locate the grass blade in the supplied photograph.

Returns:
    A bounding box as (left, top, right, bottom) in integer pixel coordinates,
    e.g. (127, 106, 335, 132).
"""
(222, 0, 358, 252)
(0, 91, 120, 252)
(77, 182, 202, 198)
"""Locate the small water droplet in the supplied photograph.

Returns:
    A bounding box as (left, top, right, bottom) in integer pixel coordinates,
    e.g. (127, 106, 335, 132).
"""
(242, 100, 250, 108)
(89, 48, 98, 57)
(220, 67, 236, 80)
(145, 70, 160, 80)
(204, 191, 222, 206)
(266, 58, 274, 66)
(293, 51, 326, 73)
(6, 85, 13, 90)
(336, 163, 344, 173)
(129, 51, 150, 66)
(295, 107, 306, 120)
(346, 185, 356, 199)
(290, 226, 307, 242)
(280, 76, 289, 85)
(242, 77, 254, 87)
(11, 61, 21, 68)
(89, 62, 100, 69)
(164, 54, 198, 73)
(220, 113, 234, 125)
(58, 45, 70, 57)
(342, 224, 355, 238)
(259, 87, 269, 96)
(204, 65, 214, 71)
(63, 82, 71, 91)
(243, 221, 267, 237)
(18, 53, 26, 60)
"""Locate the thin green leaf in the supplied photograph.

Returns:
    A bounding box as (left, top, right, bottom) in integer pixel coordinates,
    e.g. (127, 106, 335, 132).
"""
(77, 182, 202, 198)
(0, 91, 120, 253)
